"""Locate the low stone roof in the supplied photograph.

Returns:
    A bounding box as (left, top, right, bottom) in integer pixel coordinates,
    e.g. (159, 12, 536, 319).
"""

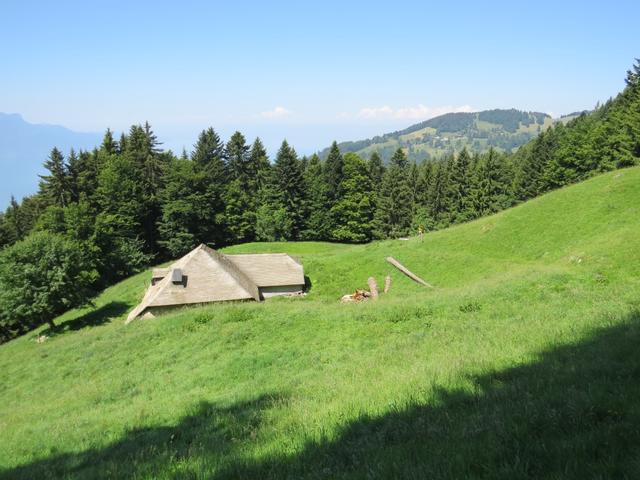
(226, 253, 304, 287)
(126, 245, 304, 323)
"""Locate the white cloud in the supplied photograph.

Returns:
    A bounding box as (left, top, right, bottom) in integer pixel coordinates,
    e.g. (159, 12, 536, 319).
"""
(260, 106, 292, 119)
(355, 104, 474, 121)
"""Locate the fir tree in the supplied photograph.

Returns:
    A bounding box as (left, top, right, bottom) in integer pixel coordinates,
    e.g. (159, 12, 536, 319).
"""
(249, 137, 271, 192)
(39, 147, 69, 208)
(448, 148, 476, 223)
(157, 158, 199, 256)
(427, 159, 451, 227)
(301, 154, 330, 240)
(224, 132, 255, 243)
(101, 128, 117, 155)
(472, 148, 513, 216)
(374, 148, 413, 238)
(66, 149, 81, 203)
(273, 140, 307, 239)
(331, 153, 374, 242)
(226, 131, 251, 183)
(324, 141, 344, 203)
(191, 128, 228, 247)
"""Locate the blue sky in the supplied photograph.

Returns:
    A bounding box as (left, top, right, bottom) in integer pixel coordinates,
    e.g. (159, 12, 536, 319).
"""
(1, 0, 639, 155)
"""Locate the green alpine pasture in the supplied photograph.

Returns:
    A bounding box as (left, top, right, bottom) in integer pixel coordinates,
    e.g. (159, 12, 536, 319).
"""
(1, 167, 640, 479)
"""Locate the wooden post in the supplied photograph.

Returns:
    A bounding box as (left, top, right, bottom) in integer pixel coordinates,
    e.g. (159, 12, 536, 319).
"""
(384, 275, 391, 293)
(367, 277, 379, 300)
(385, 257, 433, 288)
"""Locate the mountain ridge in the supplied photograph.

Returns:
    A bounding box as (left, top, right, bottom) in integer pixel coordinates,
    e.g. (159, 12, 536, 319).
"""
(0, 113, 102, 208)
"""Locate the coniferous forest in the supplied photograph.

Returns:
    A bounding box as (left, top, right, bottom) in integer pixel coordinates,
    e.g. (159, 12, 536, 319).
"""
(0, 60, 638, 341)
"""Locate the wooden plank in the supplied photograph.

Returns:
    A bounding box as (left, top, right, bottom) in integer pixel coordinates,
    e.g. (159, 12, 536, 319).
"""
(386, 257, 433, 288)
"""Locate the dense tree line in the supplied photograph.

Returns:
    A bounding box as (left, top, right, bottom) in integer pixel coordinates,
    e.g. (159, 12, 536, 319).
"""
(0, 60, 638, 341)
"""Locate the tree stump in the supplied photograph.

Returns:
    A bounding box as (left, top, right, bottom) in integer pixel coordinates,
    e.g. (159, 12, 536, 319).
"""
(367, 277, 379, 300)
(384, 275, 391, 293)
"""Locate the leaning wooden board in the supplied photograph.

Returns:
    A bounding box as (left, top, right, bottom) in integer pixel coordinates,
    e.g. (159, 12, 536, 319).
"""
(386, 257, 434, 288)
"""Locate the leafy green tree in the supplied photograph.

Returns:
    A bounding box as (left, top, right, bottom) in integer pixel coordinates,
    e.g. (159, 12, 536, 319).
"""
(331, 153, 374, 242)
(0, 231, 98, 332)
(255, 203, 293, 242)
(95, 154, 152, 280)
(374, 148, 413, 238)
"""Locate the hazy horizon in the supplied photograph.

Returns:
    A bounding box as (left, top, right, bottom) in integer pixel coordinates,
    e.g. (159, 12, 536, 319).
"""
(2, 0, 639, 155)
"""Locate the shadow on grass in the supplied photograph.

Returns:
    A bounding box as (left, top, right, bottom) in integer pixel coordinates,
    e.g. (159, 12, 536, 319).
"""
(5, 311, 640, 479)
(41, 302, 129, 337)
(304, 275, 313, 293)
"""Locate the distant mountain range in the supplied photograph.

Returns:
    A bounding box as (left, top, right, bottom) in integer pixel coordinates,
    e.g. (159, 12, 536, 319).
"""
(0, 113, 101, 208)
(318, 108, 580, 163)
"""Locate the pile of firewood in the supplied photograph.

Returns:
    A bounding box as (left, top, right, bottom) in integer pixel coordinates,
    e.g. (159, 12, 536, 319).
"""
(340, 276, 391, 303)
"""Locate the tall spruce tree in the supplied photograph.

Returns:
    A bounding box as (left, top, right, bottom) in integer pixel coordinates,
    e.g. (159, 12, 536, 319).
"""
(39, 147, 69, 208)
(248, 137, 271, 192)
(331, 153, 374, 242)
(427, 159, 451, 227)
(273, 140, 307, 239)
(226, 131, 251, 182)
(301, 154, 330, 240)
(101, 128, 117, 155)
(448, 148, 476, 223)
(157, 157, 199, 256)
(224, 132, 255, 243)
(191, 128, 228, 247)
(324, 141, 344, 204)
(374, 148, 413, 238)
(472, 148, 513, 216)
(65, 149, 81, 204)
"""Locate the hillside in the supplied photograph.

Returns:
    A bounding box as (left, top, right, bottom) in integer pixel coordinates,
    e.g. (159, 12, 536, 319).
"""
(0, 113, 101, 208)
(1, 167, 640, 478)
(319, 108, 555, 162)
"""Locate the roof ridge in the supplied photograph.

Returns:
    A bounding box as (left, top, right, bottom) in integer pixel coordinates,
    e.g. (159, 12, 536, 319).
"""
(200, 245, 261, 301)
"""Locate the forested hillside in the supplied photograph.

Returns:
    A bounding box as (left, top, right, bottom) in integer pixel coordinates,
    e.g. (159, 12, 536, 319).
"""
(318, 109, 554, 162)
(0, 60, 638, 341)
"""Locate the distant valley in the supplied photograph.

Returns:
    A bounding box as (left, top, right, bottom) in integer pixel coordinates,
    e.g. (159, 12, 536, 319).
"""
(0, 113, 101, 207)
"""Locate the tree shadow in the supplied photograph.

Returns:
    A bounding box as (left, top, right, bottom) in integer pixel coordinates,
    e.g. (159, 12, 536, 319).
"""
(5, 311, 640, 479)
(0, 393, 286, 479)
(40, 301, 129, 337)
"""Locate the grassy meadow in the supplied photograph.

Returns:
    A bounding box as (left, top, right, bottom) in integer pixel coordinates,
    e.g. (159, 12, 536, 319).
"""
(1, 167, 640, 478)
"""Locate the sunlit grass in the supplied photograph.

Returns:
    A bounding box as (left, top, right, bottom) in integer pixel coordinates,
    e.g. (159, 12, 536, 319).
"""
(1, 167, 640, 478)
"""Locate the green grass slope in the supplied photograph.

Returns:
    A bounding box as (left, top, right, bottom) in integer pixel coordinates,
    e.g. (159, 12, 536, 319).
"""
(2, 168, 640, 479)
